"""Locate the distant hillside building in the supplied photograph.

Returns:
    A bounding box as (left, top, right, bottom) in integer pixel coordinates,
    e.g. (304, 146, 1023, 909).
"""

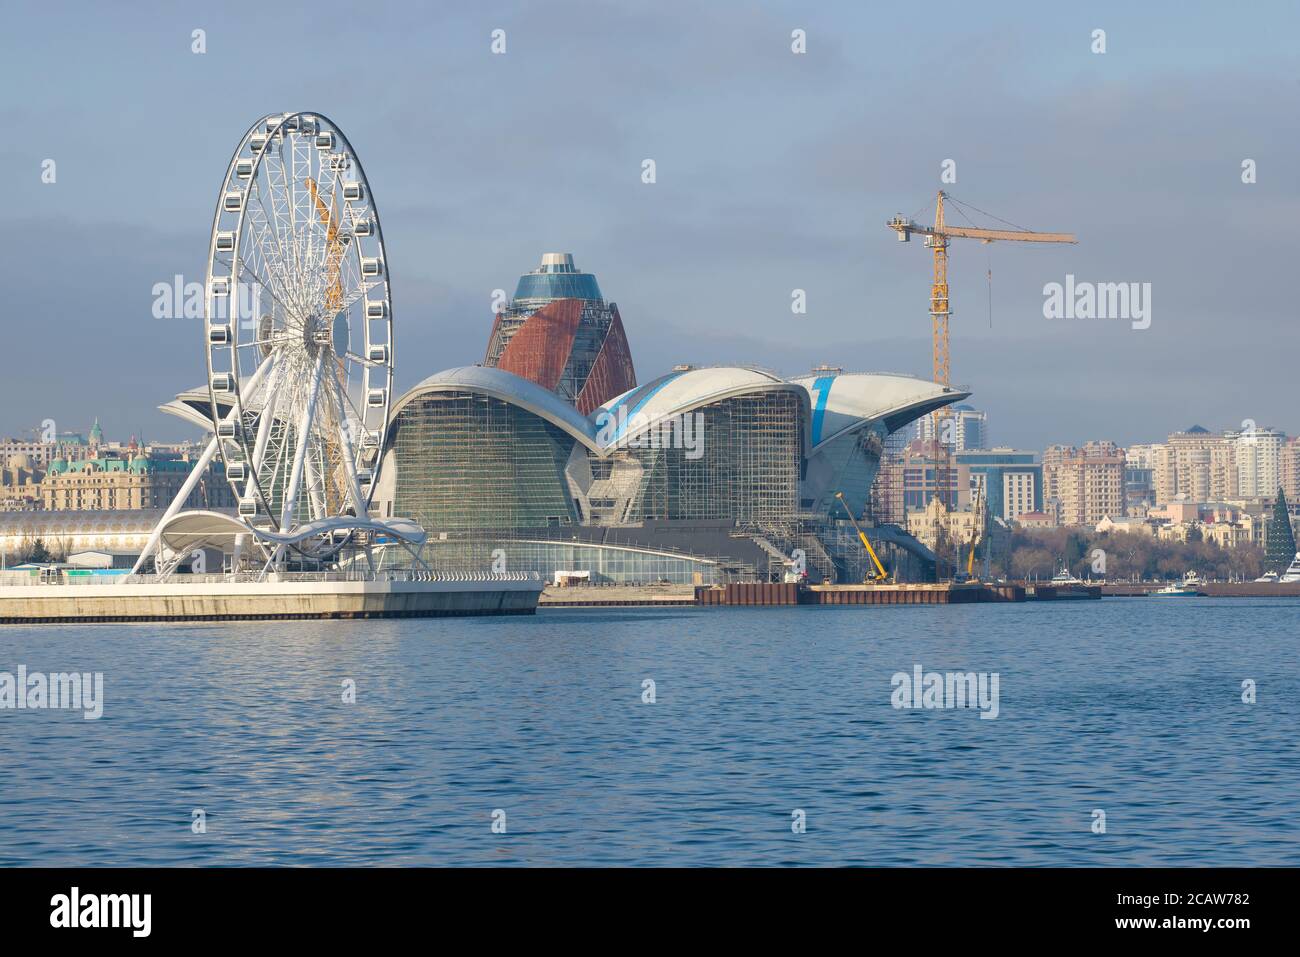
(956, 449, 1042, 522)
(1281, 437, 1300, 503)
(1234, 426, 1285, 499)
(1042, 441, 1126, 526)
(1152, 426, 1238, 505)
(41, 451, 233, 511)
(914, 404, 987, 451)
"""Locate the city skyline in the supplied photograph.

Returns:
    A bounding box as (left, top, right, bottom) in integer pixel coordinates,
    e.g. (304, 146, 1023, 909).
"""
(4, 2, 1298, 449)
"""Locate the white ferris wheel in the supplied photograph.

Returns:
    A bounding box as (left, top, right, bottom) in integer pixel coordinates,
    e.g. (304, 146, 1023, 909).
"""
(136, 112, 425, 577)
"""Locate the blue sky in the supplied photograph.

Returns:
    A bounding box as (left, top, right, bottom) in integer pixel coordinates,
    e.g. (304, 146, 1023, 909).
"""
(2, 0, 1297, 448)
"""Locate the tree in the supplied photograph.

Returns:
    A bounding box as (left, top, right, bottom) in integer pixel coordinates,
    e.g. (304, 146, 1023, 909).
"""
(1265, 488, 1297, 573)
(24, 538, 52, 564)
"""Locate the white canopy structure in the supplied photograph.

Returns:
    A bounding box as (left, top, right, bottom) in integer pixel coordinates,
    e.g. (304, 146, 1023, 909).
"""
(156, 510, 425, 556)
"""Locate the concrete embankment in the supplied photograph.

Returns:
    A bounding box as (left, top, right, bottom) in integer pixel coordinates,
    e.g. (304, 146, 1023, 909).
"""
(541, 584, 697, 607)
(0, 577, 543, 622)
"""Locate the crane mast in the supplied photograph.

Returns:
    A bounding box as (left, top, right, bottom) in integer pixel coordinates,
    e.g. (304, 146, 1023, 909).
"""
(887, 191, 1075, 580)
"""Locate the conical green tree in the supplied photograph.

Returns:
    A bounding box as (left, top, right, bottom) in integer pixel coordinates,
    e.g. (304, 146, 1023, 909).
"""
(1265, 488, 1297, 573)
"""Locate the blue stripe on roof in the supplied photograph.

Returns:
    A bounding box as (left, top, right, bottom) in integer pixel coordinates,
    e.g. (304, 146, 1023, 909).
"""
(809, 375, 835, 446)
(599, 371, 687, 442)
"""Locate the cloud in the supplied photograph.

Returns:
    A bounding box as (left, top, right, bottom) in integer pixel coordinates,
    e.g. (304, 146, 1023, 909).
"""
(2, 1, 1296, 451)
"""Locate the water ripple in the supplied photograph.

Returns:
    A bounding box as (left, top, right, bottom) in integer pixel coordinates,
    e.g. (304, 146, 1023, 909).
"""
(0, 599, 1297, 865)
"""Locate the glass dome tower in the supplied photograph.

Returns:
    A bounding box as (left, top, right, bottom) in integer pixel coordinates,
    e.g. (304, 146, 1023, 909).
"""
(484, 253, 636, 415)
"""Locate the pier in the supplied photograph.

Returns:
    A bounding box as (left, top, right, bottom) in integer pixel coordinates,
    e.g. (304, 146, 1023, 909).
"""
(0, 571, 544, 623)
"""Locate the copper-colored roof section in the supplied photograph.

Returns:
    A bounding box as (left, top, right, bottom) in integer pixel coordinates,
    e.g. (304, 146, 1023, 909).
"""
(575, 306, 637, 415)
(495, 298, 583, 391)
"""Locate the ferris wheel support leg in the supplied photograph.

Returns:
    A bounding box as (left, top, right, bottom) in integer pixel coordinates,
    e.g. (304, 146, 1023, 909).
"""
(303, 444, 326, 521)
(245, 355, 281, 497)
(401, 541, 431, 574)
(277, 349, 327, 565)
(330, 374, 369, 517)
(130, 434, 220, 576)
(129, 354, 273, 577)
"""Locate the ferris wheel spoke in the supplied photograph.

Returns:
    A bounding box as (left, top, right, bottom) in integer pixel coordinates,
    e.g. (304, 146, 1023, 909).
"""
(239, 235, 300, 320)
(278, 348, 327, 529)
(335, 274, 378, 314)
(228, 255, 299, 324)
(332, 372, 375, 437)
(235, 210, 307, 316)
(246, 176, 310, 318)
(328, 373, 369, 516)
(343, 351, 383, 368)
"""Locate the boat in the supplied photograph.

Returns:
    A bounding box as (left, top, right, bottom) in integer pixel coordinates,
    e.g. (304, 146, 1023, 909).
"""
(1254, 552, 1300, 583)
(1035, 566, 1097, 600)
(1151, 571, 1201, 597)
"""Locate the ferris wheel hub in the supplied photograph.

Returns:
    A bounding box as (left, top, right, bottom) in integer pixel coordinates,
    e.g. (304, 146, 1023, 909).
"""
(301, 311, 342, 353)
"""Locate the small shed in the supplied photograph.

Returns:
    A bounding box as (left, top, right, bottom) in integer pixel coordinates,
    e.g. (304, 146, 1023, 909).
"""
(66, 549, 139, 570)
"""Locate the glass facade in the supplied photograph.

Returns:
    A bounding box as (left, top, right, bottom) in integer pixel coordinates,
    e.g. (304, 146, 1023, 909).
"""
(628, 391, 803, 528)
(414, 536, 734, 584)
(511, 272, 603, 305)
(391, 391, 577, 530)
(803, 424, 886, 519)
(383, 368, 953, 584)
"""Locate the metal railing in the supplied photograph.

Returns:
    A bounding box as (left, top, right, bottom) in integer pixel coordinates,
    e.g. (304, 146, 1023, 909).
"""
(0, 569, 542, 587)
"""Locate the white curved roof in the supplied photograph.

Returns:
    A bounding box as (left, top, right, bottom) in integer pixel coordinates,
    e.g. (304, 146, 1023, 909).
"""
(387, 364, 966, 460)
(592, 366, 804, 448)
(392, 366, 598, 447)
(157, 509, 426, 554)
(790, 372, 970, 451)
(159, 387, 234, 433)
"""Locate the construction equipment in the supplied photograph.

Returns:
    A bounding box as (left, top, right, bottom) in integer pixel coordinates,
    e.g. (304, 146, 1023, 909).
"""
(887, 191, 1075, 579)
(305, 175, 350, 516)
(835, 491, 889, 583)
(963, 483, 985, 582)
(305, 176, 344, 314)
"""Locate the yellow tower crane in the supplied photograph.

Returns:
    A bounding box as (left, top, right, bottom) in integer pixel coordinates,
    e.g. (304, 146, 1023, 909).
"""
(886, 191, 1075, 579)
(887, 190, 1076, 388)
(304, 176, 349, 516)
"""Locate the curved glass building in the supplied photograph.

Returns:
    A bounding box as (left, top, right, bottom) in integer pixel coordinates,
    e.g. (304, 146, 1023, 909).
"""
(376, 360, 968, 583)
